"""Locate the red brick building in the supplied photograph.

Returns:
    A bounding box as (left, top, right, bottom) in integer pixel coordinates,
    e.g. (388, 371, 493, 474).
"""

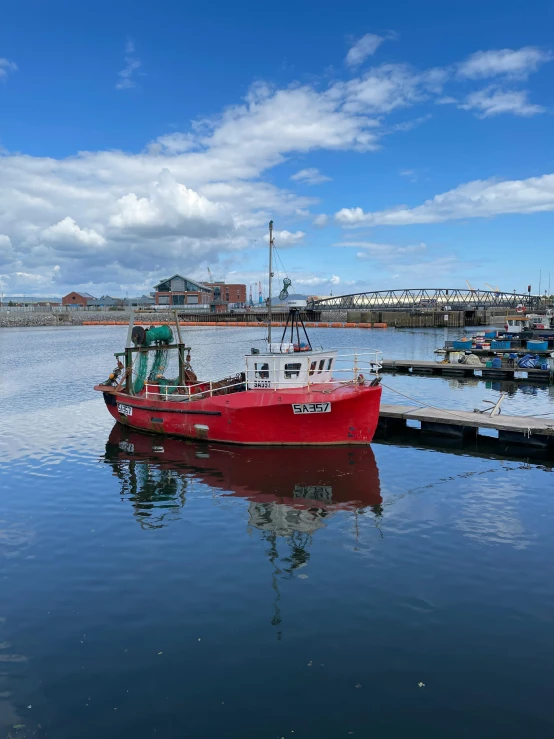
(154, 275, 246, 308)
(62, 291, 96, 307)
(206, 282, 247, 305)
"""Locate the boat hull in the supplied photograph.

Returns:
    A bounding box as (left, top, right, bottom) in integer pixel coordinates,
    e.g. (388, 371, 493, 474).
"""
(96, 383, 382, 445)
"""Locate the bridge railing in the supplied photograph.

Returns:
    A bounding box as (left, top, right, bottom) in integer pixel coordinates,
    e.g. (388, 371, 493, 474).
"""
(310, 288, 544, 313)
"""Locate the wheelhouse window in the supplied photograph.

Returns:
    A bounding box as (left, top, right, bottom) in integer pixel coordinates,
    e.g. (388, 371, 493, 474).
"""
(318, 359, 325, 372)
(326, 358, 333, 370)
(284, 362, 302, 379)
(255, 362, 269, 379)
(309, 361, 317, 376)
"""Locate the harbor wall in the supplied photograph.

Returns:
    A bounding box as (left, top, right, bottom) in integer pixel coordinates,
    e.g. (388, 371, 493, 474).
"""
(0, 310, 387, 329)
(346, 310, 466, 328)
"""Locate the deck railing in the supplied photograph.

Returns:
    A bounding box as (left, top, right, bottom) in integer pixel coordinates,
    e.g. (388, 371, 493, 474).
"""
(144, 350, 382, 400)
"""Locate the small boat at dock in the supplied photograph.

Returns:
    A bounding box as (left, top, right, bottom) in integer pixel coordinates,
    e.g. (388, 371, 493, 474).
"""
(95, 222, 383, 445)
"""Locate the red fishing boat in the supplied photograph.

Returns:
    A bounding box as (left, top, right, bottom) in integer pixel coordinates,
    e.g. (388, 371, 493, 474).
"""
(95, 222, 382, 445)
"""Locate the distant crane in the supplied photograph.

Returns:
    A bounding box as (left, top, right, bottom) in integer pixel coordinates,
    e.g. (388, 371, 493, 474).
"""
(258, 281, 263, 304)
(484, 282, 500, 293)
(249, 285, 254, 307)
(206, 267, 214, 284)
(465, 279, 476, 292)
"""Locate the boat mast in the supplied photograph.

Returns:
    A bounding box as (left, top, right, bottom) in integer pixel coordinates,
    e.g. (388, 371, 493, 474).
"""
(268, 220, 274, 346)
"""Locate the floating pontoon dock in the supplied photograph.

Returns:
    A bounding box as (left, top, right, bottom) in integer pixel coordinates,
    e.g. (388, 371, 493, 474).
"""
(381, 359, 552, 383)
(378, 404, 554, 450)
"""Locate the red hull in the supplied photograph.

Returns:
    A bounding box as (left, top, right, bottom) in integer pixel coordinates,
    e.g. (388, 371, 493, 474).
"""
(96, 383, 382, 445)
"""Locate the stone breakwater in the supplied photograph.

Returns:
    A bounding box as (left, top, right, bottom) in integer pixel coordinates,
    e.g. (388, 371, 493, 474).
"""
(0, 311, 175, 328)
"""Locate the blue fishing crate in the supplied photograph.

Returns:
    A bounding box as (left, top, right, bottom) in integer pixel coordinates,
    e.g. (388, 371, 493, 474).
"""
(527, 340, 548, 351)
(453, 340, 472, 350)
(484, 331, 497, 339)
(491, 340, 511, 350)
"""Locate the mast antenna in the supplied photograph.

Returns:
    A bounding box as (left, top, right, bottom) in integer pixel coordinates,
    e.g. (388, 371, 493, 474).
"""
(268, 220, 274, 346)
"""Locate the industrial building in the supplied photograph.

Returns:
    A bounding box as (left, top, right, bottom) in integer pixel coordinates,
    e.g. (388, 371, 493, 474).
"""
(153, 275, 246, 310)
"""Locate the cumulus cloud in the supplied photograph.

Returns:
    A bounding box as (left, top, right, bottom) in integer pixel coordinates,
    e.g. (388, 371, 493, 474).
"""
(272, 229, 306, 247)
(109, 169, 233, 237)
(335, 174, 554, 226)
(0, 58, 17, 80)
(346, 33, 388, 67)
(116, 40, 141, 90)
(0, 234, 18, 268)
(459, 87, 544, 118)
(290, 168, 332, 185)
(312, 213, 328, 228)
(458, 47, 553, 79)
(42, 217, 106, 248)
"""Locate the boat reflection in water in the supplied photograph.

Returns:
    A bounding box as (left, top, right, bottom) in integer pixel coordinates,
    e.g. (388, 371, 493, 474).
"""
(104, 424, 382, 531)
(104, 424, 382, 635)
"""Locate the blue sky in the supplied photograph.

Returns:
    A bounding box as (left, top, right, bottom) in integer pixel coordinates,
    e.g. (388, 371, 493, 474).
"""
(1, 0, 553, 298)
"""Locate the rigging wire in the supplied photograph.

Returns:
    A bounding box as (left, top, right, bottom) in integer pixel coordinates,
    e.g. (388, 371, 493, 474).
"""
(378, 380, 515, 425)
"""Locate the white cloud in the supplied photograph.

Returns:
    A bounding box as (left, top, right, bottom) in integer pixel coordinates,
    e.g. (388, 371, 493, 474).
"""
(335, 174, 554, 226)
(338, 240, 468, 281)
(0, 234, 17, 268)
(459, 87, 544, 118)
(290, 168, 332, 185)
(346, 33, 388, 67)
(312, 213, 328, 228)
(0, 42, 551, 295)
(295, 274, 341, 287)
(339, 240, 427, 257)
(436, 96, 457, 105)
(338, 64, 448, 116)
(399, 168, 419, 182)
(109, 169, 232, 237)
(148, 133, 197, 155)
(116, 40, 141, 90)
(458, 47, 553, 79)
(42, 217, 106, 248)
(0, 58, 17, 80)
(272, 229, 305, 246)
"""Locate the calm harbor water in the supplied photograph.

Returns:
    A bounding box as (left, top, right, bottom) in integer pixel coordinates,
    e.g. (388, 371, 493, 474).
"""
(1, 325, 554, 738)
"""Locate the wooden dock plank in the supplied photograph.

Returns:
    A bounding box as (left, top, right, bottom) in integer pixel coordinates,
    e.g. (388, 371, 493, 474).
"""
(379, 404, 554, 436)
(380, 358, 552, 381)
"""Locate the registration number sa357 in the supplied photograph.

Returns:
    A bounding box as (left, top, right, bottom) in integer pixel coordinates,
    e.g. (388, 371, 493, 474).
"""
(292, 402, 331, 414)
